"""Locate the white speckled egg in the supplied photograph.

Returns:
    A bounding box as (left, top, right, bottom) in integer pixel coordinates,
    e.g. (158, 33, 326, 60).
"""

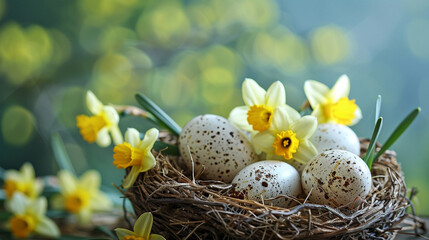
(310, 123, 360, 156)
(231, 160, 301, 207)
(301, 150, 372, 207)
(179, 114, 258, 183)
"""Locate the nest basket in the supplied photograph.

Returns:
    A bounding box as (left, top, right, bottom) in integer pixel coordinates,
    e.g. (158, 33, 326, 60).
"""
(125, 132, 426, 240)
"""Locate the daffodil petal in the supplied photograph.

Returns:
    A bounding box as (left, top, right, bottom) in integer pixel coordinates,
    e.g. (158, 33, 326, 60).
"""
(34, 180, 44, 198)
(139, 128, 159, 151)
(86, 91, 104, 115)
(6, 192, 28, 214)
(140, 153, 156, 173)
(110, 125, 124, 145)
(252, 131, 275, 154)
(4, 170, 20, 181)
(328, 74, 350, 102)
(242, 78, 265, 106)
(77, 207, 92, 224)
(265, 81, 286, 107)
(228, 106, 253, 132)
(90, 191, 112, 211)
(292, 140, 318, 164)
(304, 80, 329, 107)
(79, 170, 101, 191)
(58, 170, 77, 195)
(21, 163, 35, 181)
(150, 234, 167, 240)
(134, 212, 153, 238)
(291, 116, 318, 140)
(115, 228, 136, 240)
(122, 166, 140, 189)
(96, 128, 111, 147)
(272, 106, 300, 131)
(310, 105, 326, 124)
(31, 196, 47, 217)
(34, 216, 60, 238)
(351, 105, 362, 126)
(104, 106, 119, 124)
(125, 128, 140, 148)
(265, 153, 285, 161)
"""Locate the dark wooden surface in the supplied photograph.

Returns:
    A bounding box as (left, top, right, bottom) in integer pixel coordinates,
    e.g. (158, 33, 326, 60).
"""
(396, 217, 428, 240)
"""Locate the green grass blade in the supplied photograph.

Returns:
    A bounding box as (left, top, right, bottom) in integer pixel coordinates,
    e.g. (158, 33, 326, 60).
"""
(375, 95, 381, 123)
(51, 133, 76, 175)
(135, 93, 182, 136)
(95, 225, 117, 240)
(153, 141, 180, 156)
(364, 117, 383, 169)
(374, 107, 420, 160)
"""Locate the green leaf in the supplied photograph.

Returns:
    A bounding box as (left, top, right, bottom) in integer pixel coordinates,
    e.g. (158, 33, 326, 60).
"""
(51, 133, 76, 175)
(0, 166, 5, 181)
(95, 225, 117, 240)
(364, 117, 383, 169)
(135, 94, 182, 136)
(374, 107, 420, 160)
(375, 95, 381, 123)
(153, 141, 180, 156)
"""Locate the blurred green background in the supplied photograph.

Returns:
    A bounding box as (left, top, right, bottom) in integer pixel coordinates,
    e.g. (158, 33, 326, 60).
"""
(0, 0, 428, 214)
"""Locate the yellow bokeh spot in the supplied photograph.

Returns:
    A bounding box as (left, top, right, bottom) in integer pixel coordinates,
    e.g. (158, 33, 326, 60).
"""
(136, 0, 190, 48)
(201, 67, 235, 105)
(78, 0, 139, 26)
(311, 25, 349, 65)
(406, 18, 429, 59)
(1, 105, 35, 146)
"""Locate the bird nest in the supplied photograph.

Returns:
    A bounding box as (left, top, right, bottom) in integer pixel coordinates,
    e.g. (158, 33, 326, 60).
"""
(125, 132, 426, 239)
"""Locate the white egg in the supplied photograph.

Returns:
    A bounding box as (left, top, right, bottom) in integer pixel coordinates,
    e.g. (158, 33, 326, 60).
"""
(231, 160, 301, 207)
(301, 150, 372, 207)
(310, 123, 361, 156)
(179, 114, 258, 183)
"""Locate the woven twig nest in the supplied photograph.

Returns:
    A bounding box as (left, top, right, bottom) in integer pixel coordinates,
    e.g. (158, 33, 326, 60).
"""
(125, 132, 425, 239)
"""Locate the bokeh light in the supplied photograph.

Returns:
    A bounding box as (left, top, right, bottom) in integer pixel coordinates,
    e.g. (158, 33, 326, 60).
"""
(1, 105, 35, 146)
(406, 18, 429, 59)
(310, 25, 350, 65)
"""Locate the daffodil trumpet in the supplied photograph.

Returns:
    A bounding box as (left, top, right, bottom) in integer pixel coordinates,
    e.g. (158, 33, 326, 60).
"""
(304, 75, 362, 126)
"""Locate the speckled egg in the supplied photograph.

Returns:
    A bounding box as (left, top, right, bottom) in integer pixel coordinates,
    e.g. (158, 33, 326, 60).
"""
(301, 150, 372, 207)
(231, 160, 301, 207)
(179, 114, 258, 183)
(310, 123, 360, 156)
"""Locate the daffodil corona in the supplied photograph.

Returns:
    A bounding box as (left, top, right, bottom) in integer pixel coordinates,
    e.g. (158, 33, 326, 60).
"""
(115, 212, 166, 240)
(7, 193, 60, 239)
(53, 170, 112, 224)
(3, 163, 42, 200)
(76, 91, 123, 147)
(252, 107, 318, 164)
(113, 128, 159, 189)
(229, 78, 291, 133)
(304, 75, 362, 125)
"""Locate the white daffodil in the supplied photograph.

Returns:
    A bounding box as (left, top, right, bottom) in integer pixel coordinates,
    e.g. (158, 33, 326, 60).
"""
(229, 78, 294, 134)
(53, 170, 112, 224)
(3, 163, 43, 200)
(115, 212, 166, 240)
(113, 128, 159, 189)
(76, 91, 123, 147)
(253, 107, 318, 164)
(304, 75, 362, 125)
(6, 193, 60, 239)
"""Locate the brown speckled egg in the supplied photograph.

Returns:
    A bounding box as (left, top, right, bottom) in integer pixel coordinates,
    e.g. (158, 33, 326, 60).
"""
(231, 160, 301, 207)
(310, 123, 360, 156)
(301, 150, 372, 207)
(179, 114, 258, 183)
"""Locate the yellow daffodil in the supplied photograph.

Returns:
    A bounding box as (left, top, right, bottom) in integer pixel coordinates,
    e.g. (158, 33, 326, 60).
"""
(115, 212, 166, 240)
(76, 91, 123, 147)
(229, 78, 294, 133)
(6, 193, 60, 239)
(53, 170, 112, 224)
(252, 107, 318, 164)
(304, 75, 362, 125)
(3, 163, 43, 200)
(113, 128, 159, 189)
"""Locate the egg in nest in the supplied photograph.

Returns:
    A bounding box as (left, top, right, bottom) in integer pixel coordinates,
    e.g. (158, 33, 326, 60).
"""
(310, 123, 361, 156)
(179, 114, 258, 183)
